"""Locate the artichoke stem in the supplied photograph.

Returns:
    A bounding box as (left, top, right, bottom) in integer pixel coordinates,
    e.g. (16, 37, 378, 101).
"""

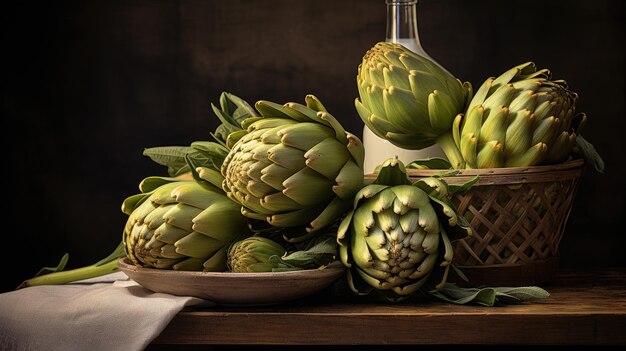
(17, 258, 121, 289)
(436, 132, 465, 169)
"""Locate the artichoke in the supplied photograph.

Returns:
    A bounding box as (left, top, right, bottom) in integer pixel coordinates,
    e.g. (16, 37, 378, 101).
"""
(337, 158, 472, 301)
(453, 61, 585, 168)
(122, 175, 251, 271)
(227, 236, 287, 272)
(355, 42, 472, 168)
(228, 234, 340, 273)
(220, 95, 365, 242)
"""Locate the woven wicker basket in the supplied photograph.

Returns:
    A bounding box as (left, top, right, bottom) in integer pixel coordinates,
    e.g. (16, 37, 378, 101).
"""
(405, 159, 585, 287)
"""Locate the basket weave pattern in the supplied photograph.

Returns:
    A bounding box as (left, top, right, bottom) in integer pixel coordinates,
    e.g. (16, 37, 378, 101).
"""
(406, 159, 584, 285)
(452, 180, 579, 266)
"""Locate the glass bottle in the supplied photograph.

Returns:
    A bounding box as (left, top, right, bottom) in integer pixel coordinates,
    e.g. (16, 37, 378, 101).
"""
(362, 0, 447, 174)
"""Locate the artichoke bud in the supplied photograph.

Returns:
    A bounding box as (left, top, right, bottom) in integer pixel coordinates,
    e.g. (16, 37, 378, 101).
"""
(337, 158, 472, 301)
(122, 177, 252, 271)
(227, 236, 287, 273)
(455, 62, 584, 168)
(221, 95, 364, 242)
(355, 42, 472, 151)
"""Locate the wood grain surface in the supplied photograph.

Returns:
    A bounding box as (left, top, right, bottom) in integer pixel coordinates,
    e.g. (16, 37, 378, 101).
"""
(152, 269, 626, 345)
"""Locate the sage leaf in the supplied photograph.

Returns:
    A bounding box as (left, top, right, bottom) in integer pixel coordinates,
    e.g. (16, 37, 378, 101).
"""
(430, 283, 550, 306)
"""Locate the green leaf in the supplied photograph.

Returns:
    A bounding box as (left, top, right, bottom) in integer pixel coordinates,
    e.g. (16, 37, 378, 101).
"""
(19, 242, 126, 288)
(494, 286, 551, 302)
(143, 142, 228, 176)
(429, 284, 497, 306)
(448, 175, 479, 194)
(143, 146, 195, 176)
(429, 283, 550, 306)
(406, 157, 452, 170)
(280, 235, 338, 268)
(575, 135, 605, 173)
(33, 253, 69, 278)
(224, 92, 258, 123)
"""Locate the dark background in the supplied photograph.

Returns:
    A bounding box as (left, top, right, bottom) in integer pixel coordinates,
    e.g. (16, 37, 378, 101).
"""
(2, 0, 624, 293)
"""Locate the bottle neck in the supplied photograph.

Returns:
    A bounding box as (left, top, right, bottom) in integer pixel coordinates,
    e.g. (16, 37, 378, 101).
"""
(385, 0, 423, 51)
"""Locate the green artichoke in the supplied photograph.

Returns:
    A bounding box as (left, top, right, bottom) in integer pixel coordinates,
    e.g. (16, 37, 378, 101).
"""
(355, 42, 472, 168)
(220, 95, 365, 242)
(453, 61, 585, 168)
(227, 234, 340, 272)
(227, 236, 287, 272)
(337, 158, 472, 301)
(122, 175, 251, 271)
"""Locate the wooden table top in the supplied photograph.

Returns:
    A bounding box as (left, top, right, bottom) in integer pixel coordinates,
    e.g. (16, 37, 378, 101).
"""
(152, 268, 626, 346)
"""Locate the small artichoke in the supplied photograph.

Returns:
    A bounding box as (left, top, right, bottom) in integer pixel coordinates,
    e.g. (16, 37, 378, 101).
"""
(227, 236, 286, 272)
(453, 61, 585, 168)
(337, 158, 472, 301)
(122, 176, 251, 271)
(220, 95, 365, 242)
(355, 42, 472, 168)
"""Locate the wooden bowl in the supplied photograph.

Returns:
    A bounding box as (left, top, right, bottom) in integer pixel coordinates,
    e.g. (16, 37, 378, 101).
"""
(118, 258, 345, 305)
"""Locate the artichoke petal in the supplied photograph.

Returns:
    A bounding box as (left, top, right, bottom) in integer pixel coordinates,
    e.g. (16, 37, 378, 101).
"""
(260, 163, 296, 191)
(279, 122, 335, 151)
(333, 160, 365, 200)
(383, 86, 428, 133)
(163, 203, 203, 232)
(383, 65, 411, 90)
(154, 223, 188, 244)
(202, 247, 228, 271)
(260, 192, 301, 212)
(307, 197, 351, 234)
(352, 229, 374, 269)
(385, 131, 435, 150)
(267, 144, 306, 171)
(504, 109, 534, 159)
(268, 205, 321, 229)
(175, 232, 223, 258)
(427, 90, 458, 132)
(304, 94, 328, 113)
(505, 142, 548, 167)
(255, 100, 294, 119)
(283, 167, 334, 206)
(346, 133, 365, 170)
(142, 204, 171, 230)
(509, 90, 538, 112)
(476, 140, 504, 168)
(193, 201, 250, 241)
(479, 106, 509, 146)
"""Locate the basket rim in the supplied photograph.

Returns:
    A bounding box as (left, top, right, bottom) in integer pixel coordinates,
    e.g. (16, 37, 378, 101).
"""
(405, 158, 584, 177)
(365, 158, 585, 185)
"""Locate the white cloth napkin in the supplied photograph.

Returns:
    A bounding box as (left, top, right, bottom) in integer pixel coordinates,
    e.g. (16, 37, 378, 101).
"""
(0, 272, 210, 351)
